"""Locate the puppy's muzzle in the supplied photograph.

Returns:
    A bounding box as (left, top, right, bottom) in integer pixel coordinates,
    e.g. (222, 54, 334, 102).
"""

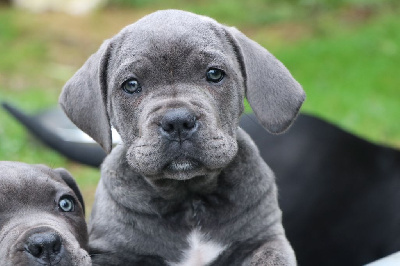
(159, 108, 199, 142)
(25, 230, 64, 265)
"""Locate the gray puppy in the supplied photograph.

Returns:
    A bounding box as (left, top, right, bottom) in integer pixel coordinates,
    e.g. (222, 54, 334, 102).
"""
(0, 161, 91, 266)
(60, 10, 305, 266)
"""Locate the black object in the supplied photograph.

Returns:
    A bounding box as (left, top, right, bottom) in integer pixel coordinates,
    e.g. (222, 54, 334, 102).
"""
(240, 113, 400, 266)
(3, 102, 400, 265)
(1, 102, 106, 167)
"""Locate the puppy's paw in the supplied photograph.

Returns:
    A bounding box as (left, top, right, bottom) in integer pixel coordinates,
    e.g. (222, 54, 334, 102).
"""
(249, 239, 296, 266)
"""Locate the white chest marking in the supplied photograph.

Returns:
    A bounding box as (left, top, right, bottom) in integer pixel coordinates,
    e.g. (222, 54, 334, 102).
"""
(169, 230, 227, 266)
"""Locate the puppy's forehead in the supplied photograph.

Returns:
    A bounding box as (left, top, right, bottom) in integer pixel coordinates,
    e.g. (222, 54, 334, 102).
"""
(108, 10, 237, 88)
(113, 10, 229, 61)
(0, 162, 61, 189)
(121, 10, 222, 44)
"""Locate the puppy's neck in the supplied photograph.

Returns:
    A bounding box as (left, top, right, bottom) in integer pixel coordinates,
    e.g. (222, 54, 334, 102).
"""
(146, 173, 219, 200)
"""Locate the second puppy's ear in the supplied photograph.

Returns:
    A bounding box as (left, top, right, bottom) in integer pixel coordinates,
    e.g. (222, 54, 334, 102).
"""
(226, 27, 305, 134)
(59, 40, 113, 153)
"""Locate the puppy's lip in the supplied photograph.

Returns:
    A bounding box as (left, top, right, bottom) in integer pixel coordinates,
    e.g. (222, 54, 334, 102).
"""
(167, 158, 199, 172)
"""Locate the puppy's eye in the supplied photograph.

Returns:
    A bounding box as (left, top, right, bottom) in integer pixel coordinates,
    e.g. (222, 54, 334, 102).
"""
(58, 196, 75, 212)
(206, 68, 225, 83)
(122, 78, 142, 94)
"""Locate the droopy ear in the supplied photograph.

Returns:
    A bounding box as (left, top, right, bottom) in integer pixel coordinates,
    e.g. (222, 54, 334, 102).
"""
(227, 27, 305, 133)
(59, 40, 112, 153)
(55, 168, 85, 215)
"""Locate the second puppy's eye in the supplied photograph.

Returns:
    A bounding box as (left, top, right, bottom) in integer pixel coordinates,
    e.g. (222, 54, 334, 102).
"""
(58, 196, 75, 212)
(206, 68, 225, 83)
(122, 78, 142, 94)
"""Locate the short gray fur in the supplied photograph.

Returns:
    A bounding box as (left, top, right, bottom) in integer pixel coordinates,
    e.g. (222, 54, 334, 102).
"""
(60, 9, 305, 265)
(0, 161, 91, 266)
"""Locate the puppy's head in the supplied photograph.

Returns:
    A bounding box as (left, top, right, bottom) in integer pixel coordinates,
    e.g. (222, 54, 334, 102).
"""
(60, 10, 305, 181)
(0, 162, 90, 266)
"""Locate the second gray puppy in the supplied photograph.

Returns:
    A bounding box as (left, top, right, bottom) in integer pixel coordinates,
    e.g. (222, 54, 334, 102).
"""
(60, 10, 305, 266)
(0, 162, 91, 266)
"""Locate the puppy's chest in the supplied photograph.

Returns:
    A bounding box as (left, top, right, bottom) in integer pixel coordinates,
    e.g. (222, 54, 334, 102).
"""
(183, 197, 208, 227)
(161, 197, 229, 265)
(168, 230, 227, 266)
(160, 195, 223, 228)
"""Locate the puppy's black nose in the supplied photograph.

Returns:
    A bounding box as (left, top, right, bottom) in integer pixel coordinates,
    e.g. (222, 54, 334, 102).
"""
(160, 108, 198, 141)
(25, 232, 62, 263)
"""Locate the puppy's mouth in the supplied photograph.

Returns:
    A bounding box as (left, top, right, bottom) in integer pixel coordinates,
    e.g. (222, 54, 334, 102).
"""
(167, 159, 199, 172)
(158, 156, 209, 180)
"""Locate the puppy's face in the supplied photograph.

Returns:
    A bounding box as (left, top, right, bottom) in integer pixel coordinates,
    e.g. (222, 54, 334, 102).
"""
(107, 14, 244, 181)
(0, 162, 90, 266)
(60, 10, 305, 183)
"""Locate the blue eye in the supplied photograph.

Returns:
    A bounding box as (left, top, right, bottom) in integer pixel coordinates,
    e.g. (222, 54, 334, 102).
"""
(58, 196, 75, 212)
(122, 78, 142, 94)
(206, 68, 225, 83)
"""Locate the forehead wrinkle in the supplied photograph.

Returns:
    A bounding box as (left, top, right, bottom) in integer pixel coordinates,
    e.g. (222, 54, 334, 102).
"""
(111, 56, 151, 86)
(198, 50, 230, 66)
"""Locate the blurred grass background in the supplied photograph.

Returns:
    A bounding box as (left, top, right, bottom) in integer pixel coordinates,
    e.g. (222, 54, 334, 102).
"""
(0, 0, 399, 216)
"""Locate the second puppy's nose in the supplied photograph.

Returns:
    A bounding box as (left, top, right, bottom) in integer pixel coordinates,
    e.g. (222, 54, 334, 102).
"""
(25, 232, 62, 263)
(160, 108, 198, 141)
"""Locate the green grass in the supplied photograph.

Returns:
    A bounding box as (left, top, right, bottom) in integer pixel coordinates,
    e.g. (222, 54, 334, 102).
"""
(0, 1, 399, 211)
(0, 9, 100, 213)
(270, 12, 400, 146)
(109, 0, 399, 26)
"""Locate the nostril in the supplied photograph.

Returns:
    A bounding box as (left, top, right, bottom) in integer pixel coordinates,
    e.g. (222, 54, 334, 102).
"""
(161, 121, 175, 133)
(27, 243, 42, 257)
(53, 237, 62, 253)
(183, 119, 196, 130)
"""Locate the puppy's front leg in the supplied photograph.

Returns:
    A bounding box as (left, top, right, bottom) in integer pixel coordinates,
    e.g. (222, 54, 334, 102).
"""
(248, 237, 296, 266)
